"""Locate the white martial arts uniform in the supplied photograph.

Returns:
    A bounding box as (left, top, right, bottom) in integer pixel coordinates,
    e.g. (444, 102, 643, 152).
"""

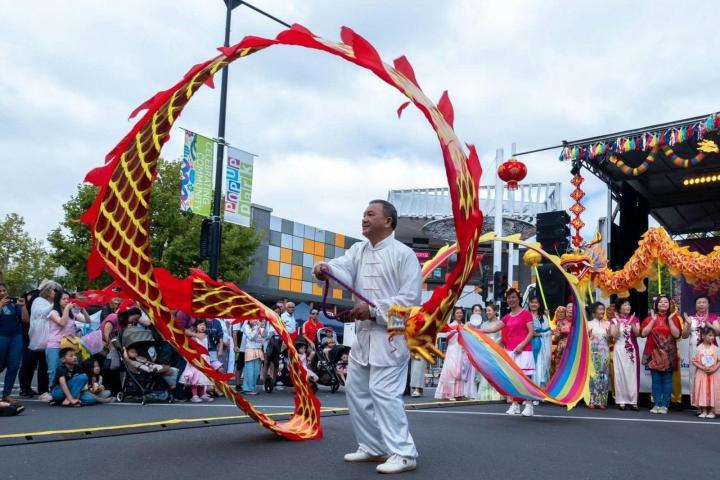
(324, 232, 421, 458)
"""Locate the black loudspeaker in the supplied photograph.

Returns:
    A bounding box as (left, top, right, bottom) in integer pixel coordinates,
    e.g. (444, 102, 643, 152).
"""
(536, 263, 568, 313)
(536, 210, 570, 228)
(536, 210, 571, 255)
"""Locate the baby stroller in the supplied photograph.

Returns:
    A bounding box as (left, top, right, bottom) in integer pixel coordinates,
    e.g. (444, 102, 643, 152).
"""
(315, 327, 350, 393)
(114, 327, 174, 405)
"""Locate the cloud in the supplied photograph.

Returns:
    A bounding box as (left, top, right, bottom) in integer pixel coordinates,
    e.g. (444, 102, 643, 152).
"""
(1, 0, 719, 249)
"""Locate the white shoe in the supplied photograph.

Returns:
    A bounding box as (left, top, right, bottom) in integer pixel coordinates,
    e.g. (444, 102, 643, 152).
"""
(190, 395, 202, 403)
(376, 454, 417, 474)
(411, 390, 421, 398)
(344, 449, 388, 463)
(707, 412, 716, 419)
(532, 400, 539, 406)
(506, 403, 521, 415)
(201, 394, 214, 402)
(699, 412, 708, 418)
(521, 403, 534, 417)
(658, 406, 668, 415)
(38, 392, 53, 402)
(649, 406, 659, 414)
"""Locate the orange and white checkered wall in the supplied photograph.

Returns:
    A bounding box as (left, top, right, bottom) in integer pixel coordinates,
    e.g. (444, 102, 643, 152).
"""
(265, 216, 360, 299)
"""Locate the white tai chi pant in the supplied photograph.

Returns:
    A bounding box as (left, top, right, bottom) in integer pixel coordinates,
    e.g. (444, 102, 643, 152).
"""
(346, 358, 418, 458)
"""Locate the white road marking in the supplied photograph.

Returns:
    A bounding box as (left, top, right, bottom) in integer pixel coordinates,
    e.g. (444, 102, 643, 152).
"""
(407, 409, 720, 425)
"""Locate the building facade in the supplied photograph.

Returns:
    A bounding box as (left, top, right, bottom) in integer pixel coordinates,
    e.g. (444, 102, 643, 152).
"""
(240, 204, 360, 307)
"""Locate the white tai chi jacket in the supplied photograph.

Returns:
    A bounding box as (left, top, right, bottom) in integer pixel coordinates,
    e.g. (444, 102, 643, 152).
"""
(324, 233, 422, 367)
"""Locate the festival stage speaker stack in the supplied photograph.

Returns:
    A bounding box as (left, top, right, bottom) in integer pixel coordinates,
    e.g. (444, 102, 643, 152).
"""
(536, 263, 568, 314)
(535, 211, 571, 313)
(536, 211, 571, 256)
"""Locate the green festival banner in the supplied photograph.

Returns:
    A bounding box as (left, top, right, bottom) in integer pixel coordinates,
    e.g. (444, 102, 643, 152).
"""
(180, 130, 214, 216)
(224, 146, 255, 227)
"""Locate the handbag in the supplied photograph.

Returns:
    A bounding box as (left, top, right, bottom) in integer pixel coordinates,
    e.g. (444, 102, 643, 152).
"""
(103, 345, 121, 371)
(647, 333, 670, 371)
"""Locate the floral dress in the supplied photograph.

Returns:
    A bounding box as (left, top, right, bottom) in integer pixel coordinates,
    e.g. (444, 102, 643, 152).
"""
(612, 315, 639, 406)
(588, 319, 611, 407)
(552, 319, 571, 375)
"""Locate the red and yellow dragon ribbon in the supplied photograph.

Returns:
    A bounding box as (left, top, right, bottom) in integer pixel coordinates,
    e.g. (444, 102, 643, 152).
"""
(81, 25, 483, 440)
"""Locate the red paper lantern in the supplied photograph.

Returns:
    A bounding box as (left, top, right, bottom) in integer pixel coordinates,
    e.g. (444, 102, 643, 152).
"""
(497, 158, 527, 191)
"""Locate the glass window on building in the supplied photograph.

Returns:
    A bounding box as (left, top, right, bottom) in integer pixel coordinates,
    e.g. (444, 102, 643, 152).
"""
(281, 219, 293, 235)
(279, 263, 291, 278)
(269, 230, 281, 247)
(315, 229, 325, 242)
(292, 236, 304, 251)
(270, 216, 282, 232)
(291, 250, 303, 265)
(293, 222, 304, 237)
(268, 245, 280, 261)
(281, 233, 292, 249)
(304, 225, 316, 240)
(302, 253, 313, 268)
(302, 267, 313, 282)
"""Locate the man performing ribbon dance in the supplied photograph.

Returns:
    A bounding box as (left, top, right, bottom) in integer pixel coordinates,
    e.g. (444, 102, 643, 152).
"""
(314, 199, 421, 474)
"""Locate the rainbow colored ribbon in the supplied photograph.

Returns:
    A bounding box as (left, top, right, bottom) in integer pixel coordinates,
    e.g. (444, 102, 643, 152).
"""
(458, 295, 591, 409)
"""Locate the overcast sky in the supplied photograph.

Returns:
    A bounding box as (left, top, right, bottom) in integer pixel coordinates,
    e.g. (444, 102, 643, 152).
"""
(2, 0, 718, 245)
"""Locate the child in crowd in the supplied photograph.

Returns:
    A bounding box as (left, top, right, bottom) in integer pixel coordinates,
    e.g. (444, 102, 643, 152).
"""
(123, 346, 179, 390)
(336, 351, 349, 384)
(691, 326, 720, 419)
(321, 329, 337, 359)
(83, 358, 113, 403)
(241, 319, 265, 395)
(179, 319, 221, 402)
(50, 348, 97, 406)
(296, 341, 318, 384)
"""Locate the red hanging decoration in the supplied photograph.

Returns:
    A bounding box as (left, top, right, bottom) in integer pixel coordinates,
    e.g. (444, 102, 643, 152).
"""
(497, 157, 527, 191)
(569, 174, 585, 248)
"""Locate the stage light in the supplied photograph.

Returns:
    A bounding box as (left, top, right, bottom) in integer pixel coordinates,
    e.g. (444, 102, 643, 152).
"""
(683, 173, 720, 187)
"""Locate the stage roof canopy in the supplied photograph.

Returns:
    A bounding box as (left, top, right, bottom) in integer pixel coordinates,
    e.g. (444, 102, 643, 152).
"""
(559, 112, 720, 235)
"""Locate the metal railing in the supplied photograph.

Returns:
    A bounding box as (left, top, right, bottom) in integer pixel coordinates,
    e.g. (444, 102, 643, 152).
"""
(388, 183, 563, 222)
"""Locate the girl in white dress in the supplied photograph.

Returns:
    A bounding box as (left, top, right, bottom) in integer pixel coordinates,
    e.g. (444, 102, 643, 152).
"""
(474, 304, 504, 401)
(435, 307, 476, 400)
(180, 319, 223, 402)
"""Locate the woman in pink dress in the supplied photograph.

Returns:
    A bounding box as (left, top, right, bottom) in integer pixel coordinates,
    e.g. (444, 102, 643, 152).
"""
(682, 295, 720, 407)
(481, 288, 535, 416)
(435, 307, 476, 401)
(691, 326, 720, 418)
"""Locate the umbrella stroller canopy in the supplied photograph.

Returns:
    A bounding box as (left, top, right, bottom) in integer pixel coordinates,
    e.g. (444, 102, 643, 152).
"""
(120, 326, 155, 349)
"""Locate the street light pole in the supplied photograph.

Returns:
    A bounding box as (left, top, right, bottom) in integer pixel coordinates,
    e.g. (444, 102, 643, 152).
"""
(207, 1, 290, 279)
(209, 2, 234, 280)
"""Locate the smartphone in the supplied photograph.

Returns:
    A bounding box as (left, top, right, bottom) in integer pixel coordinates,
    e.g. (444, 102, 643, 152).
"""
(7, 297, 17, 304)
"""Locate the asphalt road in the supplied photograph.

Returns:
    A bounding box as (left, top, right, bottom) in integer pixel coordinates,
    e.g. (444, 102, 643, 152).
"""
(2, 386, 718, 480)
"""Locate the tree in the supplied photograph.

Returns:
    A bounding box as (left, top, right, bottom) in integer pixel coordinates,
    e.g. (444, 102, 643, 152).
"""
(48, 158, 260, 290)
(0, 213, 56, 294)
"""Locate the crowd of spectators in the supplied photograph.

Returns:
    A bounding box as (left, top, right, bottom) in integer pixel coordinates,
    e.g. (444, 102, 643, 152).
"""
(0, 280, 343, 413)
